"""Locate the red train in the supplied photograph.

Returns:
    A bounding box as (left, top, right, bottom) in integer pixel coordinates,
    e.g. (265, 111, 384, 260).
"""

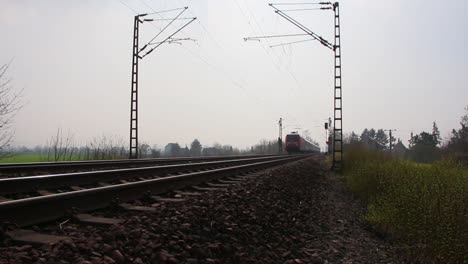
(285, 132, 320, 153)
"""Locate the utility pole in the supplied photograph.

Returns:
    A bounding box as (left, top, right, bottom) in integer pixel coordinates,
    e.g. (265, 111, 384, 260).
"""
(278, 118, 283, 153)
(244, 2, 343, 170)
(128, 9, 196, 159)
(385, 129, 397, 152)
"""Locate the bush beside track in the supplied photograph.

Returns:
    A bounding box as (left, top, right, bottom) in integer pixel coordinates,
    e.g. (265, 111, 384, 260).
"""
(344, 147, 467, 262)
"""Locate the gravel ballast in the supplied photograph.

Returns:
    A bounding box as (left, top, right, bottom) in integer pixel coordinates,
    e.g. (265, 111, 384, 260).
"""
(0, 156, 398, 263)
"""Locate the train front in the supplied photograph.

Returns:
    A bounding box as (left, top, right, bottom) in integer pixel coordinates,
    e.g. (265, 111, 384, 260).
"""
(285, 133, 301, 153)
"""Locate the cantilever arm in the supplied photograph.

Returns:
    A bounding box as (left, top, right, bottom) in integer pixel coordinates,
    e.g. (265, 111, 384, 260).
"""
(270, 4, 334, 50)
(140, 17, 197, 59)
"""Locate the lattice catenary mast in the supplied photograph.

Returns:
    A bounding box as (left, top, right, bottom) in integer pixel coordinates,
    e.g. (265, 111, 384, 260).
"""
(244, 2, 343, 170)
(129, 9, 196, 159)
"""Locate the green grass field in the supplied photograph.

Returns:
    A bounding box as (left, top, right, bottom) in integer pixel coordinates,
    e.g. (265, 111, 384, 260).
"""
(0, 153, 84, 163)
(344, 147, 467, 262)
(0, 153, 44, 163)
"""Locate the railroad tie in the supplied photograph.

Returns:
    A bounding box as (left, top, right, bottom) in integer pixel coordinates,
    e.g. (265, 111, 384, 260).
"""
(173, 190, 202, 196)
(119, 203, 156, 212)
(150, 196, 185, 203)
(226, 177, 244, 181)
(70, 186, 85, 191)
(75, 214, 124, 226)
(6, 229, 71, 245)
(192, 186, 224, 192)
(37, 190, 54, 196)
(241, 173, 263, 178)
(218, 179, 239, 184)
(206, 183, 231, 188)
(0, 196, 11, 203)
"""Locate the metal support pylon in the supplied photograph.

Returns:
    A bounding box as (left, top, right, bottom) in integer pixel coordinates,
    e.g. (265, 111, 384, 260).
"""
(126, 10, 196, 160)
(332, 2, 343, 170)
(129, 16, 140, 159)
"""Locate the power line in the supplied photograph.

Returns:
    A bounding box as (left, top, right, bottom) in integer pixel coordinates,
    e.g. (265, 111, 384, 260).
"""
(238, 0, 305, 98)
(118, 0, 139, 14)
(122, 0, 303, 137)
(269, 38, 315, 48)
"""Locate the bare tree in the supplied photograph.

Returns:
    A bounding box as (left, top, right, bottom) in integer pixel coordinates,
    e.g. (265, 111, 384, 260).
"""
(86, 135, 126, 160)
(0, 61, 23, 157)
(46, 129, 75, 161)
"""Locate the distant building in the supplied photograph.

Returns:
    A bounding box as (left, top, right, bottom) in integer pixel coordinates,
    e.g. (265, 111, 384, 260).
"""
(202, 147, 220, 156)
(361, 135, 387, 150)
(163, 143, 181, 157)
(392, 139, 408, 158)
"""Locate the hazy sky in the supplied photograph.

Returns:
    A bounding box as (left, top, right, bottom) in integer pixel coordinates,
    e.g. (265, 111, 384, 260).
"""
(1, 0, 467, 150)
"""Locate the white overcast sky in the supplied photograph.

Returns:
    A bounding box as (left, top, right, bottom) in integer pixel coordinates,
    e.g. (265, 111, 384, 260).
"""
(1, 0, 467, 150)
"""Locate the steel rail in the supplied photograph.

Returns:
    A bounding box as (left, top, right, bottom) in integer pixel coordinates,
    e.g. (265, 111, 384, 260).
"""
(0, 155, 295, 196)
(0, 155, 305, 227)
(0, 154, 281, 176)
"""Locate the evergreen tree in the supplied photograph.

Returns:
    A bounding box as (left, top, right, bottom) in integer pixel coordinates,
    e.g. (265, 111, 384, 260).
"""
(190, 139, 202, 156)
(432, 121, 441, 146)
(360, 128, 370, 142)
(447, 106, 468, 154)
(349, 131, 359, 143)
(376, 129, 389, 147)
(409, 130, 440, 163)
(409, 131, 415, 148)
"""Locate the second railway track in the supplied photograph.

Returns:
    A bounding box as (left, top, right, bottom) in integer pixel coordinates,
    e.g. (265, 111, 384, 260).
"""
(0, 154, 281, 177)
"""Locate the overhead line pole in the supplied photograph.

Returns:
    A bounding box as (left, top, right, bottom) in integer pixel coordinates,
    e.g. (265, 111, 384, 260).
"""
(332, 2, 343, 170)
(128, 11, 196, 159)
(129, 14, 141, 160)
(244, 2, 343, 170)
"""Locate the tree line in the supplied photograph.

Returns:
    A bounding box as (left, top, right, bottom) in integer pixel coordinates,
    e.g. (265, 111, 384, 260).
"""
(5, 133, 284, 162)
(345, 106, 468, 163)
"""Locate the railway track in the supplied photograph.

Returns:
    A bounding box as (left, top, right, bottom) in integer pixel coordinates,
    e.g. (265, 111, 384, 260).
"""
(0, 155, 307, 229)
(0, 154, 280, 177)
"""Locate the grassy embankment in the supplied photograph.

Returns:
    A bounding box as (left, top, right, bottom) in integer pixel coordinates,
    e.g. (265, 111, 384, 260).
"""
(344, 147, 467, 262)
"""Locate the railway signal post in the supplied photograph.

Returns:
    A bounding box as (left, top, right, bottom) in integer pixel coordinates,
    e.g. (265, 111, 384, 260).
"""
(278, 118, 283, 153)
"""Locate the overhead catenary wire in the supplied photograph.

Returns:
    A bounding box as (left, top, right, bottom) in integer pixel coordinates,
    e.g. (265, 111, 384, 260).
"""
(119, 0, 271, 109)
(118, 0, 139, 14)
(121, 1, 269, 135)
(140, 17, 196, 58)
(269, 38, 316, 48)
(237, 0, 303, 90)
(119, 0, 312, 138)
(139, 7, 189, 53)
(237, 0, 308, 123)
(244, 33, 310, 41)
(122, 2, 249, 88)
